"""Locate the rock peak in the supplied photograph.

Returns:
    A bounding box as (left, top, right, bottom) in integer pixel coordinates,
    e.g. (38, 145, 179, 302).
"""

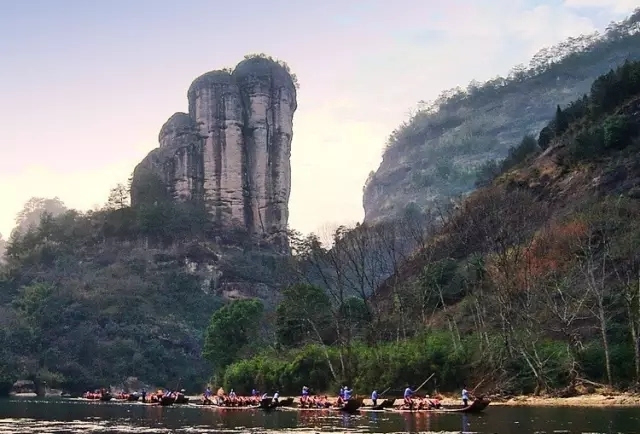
(131, 55, 297, 250)
(158, 112, 197, 145)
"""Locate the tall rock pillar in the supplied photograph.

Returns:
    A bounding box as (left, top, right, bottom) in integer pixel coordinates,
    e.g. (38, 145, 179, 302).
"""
(233, 57, 297, 243)
(188, 71, 246, 227)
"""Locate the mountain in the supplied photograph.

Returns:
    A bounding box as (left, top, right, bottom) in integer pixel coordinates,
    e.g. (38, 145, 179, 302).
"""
(370, 58, 640, 393)
(214, 57, 640, 398)
(363, 10, 640, 223)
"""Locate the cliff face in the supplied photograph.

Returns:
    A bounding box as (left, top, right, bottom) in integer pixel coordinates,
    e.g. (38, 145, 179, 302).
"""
(363, 13, 640, 223)
(131, 56, 297, 248)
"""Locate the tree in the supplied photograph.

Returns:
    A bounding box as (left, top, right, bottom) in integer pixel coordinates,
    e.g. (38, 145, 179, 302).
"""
(538, 126, 554, 149)
(555, 105, 569, 136)
(106, 183, 130, 210)
(203, 299, 264, 377)
(276, 283, 333, 348)
(13, 197, 66, 236)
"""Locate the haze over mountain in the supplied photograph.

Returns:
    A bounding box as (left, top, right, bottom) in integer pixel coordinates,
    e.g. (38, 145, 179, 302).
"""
(0, 0, 637, 238)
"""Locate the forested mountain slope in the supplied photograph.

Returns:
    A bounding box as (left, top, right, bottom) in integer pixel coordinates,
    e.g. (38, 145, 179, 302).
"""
(372, 59, 640, 392)
(218, 59, 640, 397)
(0, 195, 292, 395)
(363, 10, 640, 223)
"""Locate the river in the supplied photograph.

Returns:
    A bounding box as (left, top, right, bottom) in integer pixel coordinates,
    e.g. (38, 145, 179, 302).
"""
(0, 397, 638, 433)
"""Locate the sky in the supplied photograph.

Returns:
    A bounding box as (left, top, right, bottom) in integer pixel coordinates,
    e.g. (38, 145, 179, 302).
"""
(0, 0, 637, 239)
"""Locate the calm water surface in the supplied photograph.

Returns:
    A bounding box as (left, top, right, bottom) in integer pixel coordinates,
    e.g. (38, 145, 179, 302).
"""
(0, 397, 639, 433)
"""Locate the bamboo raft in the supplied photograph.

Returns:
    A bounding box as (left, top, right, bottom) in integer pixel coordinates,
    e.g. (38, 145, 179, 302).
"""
(386, 398, 491, 414)
(74, 395, 489, 414)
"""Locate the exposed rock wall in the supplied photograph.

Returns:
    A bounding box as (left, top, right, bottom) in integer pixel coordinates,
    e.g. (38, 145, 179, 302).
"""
(131, 56, 297, 248)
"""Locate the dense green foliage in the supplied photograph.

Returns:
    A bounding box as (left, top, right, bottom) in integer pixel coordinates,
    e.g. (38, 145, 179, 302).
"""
(203, 299, 264, 378)
(364, 10, 640, 222)
(0, 181, 288, 394)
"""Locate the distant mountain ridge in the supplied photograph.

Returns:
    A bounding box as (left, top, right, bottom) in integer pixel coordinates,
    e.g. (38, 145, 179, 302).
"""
(363, 9, 640, 223)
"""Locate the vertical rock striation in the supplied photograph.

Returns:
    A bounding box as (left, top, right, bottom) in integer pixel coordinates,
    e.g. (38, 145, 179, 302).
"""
(131, 55, 297, 249)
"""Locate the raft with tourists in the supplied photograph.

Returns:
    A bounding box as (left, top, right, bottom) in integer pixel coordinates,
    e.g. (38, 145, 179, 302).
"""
(74, 375, 489, 415)
(79, 388, 190, 406)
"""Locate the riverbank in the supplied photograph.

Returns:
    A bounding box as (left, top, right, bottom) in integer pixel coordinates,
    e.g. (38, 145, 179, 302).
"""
(488, 392, 640, 407)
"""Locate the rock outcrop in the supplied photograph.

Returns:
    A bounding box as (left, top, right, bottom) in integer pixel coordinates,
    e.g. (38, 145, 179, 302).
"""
(131, 55, 297, 248)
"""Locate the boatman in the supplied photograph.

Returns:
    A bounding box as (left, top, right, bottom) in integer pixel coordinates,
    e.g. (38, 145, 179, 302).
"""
(302, 386, 309, 399)
(273, 390, 280, 404)
(371, 390, 378, 407)
(343, 386, 353, 400)
(229, 389, 236, 399)
(462, 386, 469, 407)
(404, 385, 415, 408)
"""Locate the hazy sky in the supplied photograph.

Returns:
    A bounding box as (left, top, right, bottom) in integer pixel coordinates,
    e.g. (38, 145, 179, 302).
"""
(0, 0, 636, 238)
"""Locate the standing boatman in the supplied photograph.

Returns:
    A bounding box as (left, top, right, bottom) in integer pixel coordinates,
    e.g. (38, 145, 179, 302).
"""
(371, 389, 378, 407)
(343, 386, 353, 400)
(404, 385, 416, 408)
(462, 386, 469, 407)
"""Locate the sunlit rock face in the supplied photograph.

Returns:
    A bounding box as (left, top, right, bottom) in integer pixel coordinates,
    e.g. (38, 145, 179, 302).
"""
(131, 56, 297, 249)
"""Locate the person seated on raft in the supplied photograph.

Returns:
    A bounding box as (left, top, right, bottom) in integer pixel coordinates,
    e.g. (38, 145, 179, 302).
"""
(228, 389, 237, 404)
(424, 394, 441, 409)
